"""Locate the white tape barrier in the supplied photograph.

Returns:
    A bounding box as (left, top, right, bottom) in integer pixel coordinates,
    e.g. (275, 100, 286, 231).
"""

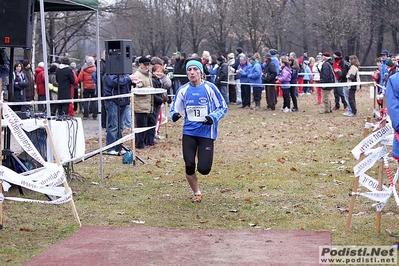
(69, 125, 156, 164)
(354, 190, 392, 202)
(5, 88, 166, 107)
(2, 88, 168, 164)
(353, 146, 387, 177)
(0, 103, 72, 204)
(359, 173, 389, 192)
(220, 80, 374, 88)
(351, 124, 393, 160)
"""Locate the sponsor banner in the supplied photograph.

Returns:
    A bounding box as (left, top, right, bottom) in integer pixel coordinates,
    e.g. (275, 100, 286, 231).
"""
(2, 104, 47, 165)
(5, 190, 72, 205)
(1, 104, 71, 205)
(358, 191, 392, 202)
(359, 173, 389, 192)
(0, 165, 65, 191)
(352, 124, 393, 160)
(353, 146, 387, 177)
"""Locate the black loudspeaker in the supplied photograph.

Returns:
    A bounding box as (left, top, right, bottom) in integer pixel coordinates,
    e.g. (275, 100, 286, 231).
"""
(105, 40, 132, 74)
(0, 0, 35, 48)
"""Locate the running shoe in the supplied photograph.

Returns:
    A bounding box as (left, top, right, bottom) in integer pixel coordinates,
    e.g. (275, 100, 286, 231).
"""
(191, 194, 202, 203)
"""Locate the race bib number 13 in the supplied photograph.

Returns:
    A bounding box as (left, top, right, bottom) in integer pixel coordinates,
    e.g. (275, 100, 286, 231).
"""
(186, 105, 208, 122)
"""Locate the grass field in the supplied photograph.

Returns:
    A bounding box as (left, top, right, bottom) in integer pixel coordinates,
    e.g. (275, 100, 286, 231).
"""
(1, 87, 398, 265)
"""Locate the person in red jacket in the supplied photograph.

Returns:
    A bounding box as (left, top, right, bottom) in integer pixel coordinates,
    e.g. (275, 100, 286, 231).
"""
(34, 62, 46, 112)
(78, 56, 97, 119)
(332, 51, 347, 111)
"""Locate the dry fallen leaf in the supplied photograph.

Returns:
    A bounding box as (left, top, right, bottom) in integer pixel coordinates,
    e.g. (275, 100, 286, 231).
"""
(353, 212, 366, 216)
(20, 227, 31, 232)
(132, 220, 145, 224)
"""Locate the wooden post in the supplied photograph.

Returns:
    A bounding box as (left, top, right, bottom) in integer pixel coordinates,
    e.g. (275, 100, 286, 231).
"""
(44, 121, 81, 227)
(131, 92, 136, 165)
(346, 116, 372, 232)
(375, 161, 383, 233)
(376, 95, 387, 233)
(164, 103, 169, 138)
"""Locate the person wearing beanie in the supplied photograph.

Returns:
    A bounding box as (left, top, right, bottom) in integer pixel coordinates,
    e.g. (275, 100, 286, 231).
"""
(312, 53, 324, 105)
(302, 60, 312, 94)
(379, 49, 389, 90)
(169, 58, 228, 203)
(173, 51, 186, 95)
(70, 61, 82, 114)
(236, 55, 251, 108)
(280, 52, 288, 61)
(215, 56, 229, 105)
(232, 48, 245, 105)
(331, 51, 347, 111)
(103, 71, 142, 155)
(269, 49, 277, 56)
(208, 55, 219, 84)
(246, 56, 263, 110)
(132, 55, 154, 150)
(48, 64, 59, 115)
(319, 53, 335, 114)
(78, 56, 97, 119)
(302, 50, 309, 61)
(384, 58, 396, 85)
(345, 55, 360, 117)
(21, 60, 35, 102)
(262, 53, 277, 111)
(227, 53, 237, 104)
(386, 54, 399, 160)
(334, 51, 342, 57)
(34, 62, 46, 111)
(56, 57, 78, 116)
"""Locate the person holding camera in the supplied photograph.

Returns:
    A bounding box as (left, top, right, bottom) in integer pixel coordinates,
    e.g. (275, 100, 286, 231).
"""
(169, 58, 228, 203)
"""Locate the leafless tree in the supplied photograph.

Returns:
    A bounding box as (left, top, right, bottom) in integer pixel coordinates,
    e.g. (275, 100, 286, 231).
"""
(38, 0, 399, 65)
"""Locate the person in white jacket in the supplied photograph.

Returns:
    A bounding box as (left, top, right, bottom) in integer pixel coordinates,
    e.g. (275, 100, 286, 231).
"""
(345, 55, 360, 117)
(312, 53, 323, 104)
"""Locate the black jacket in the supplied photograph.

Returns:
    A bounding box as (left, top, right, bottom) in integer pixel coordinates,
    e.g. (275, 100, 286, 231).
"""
(55, 64, 76, 100)
(262, 60, 277, 84)
(320, 60, 334, 89)
(216, 62, 228, 86)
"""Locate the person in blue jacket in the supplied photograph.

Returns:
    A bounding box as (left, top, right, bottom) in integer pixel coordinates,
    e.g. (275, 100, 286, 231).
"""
(103, 73, 141, 155)
(169, 58, 228, 203)
(247, 56, 263, 110)
(386, 72, 399, 160)
(236, 55, 251, 108)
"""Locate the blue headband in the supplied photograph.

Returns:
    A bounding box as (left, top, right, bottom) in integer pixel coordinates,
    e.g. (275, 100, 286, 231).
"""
(186, 60, 203, 74)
